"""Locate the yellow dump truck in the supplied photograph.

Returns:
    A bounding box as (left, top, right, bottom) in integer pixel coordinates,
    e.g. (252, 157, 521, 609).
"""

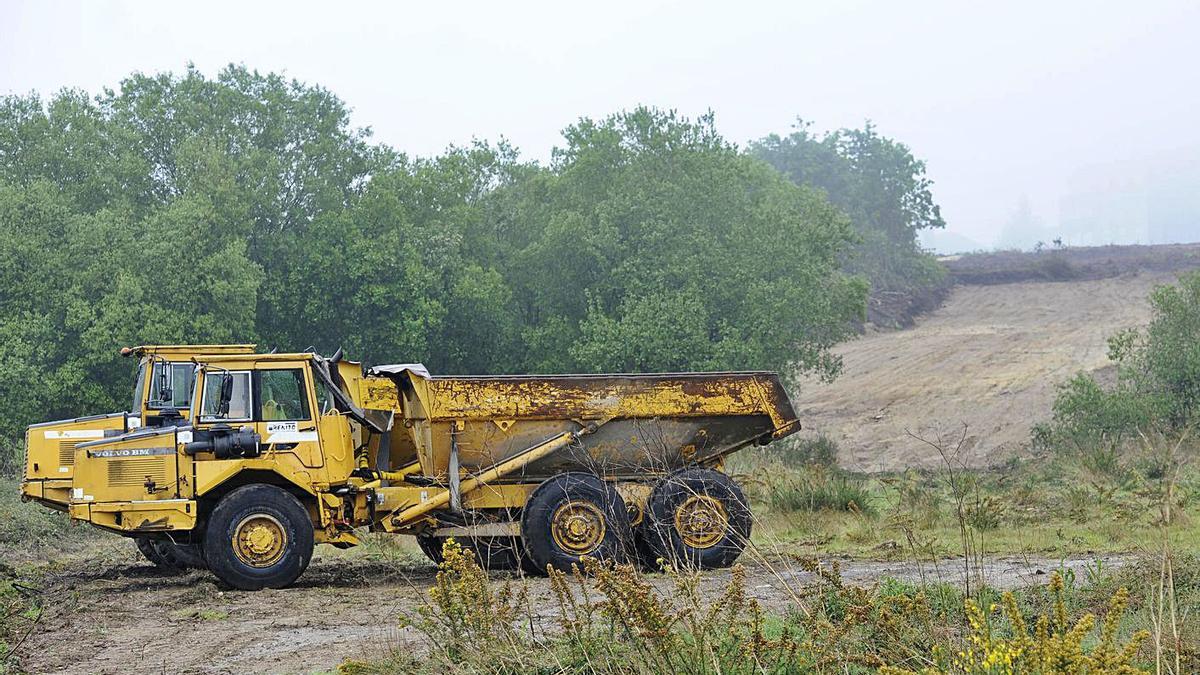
(23, 347, 800, 590)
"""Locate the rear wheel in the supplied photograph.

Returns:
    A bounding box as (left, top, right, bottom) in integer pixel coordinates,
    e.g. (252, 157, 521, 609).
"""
(135, 537, 184, 573)
(135, 537, 205, 572)
(203, 484, 314, 590)
(643, 468, 751, 569)
(521, 472, 631, 574)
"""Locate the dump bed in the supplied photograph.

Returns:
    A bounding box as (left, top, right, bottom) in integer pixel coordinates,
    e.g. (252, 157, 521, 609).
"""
(369, 367, 800, 480)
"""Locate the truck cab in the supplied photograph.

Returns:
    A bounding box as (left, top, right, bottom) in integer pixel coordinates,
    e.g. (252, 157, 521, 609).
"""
(63, 352, 387, 588)
(20, 344, 256, 511)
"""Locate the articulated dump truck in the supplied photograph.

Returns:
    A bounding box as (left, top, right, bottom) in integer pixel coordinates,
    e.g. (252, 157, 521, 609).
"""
(21, 346, 800, 590)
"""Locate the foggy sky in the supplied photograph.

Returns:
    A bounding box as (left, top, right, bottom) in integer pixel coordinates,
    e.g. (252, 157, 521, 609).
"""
(2, 0, 1198, 250)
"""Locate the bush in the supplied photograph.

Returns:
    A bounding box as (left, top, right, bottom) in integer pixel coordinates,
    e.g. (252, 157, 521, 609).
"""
(359, 543, 1159, 675)
(769, 467, 876, 515)
(1033, 255, 1079, 281)
(881, 572, 1148, 675)
(1041, 271, 1200, 453)
(769, 434, 840, 468)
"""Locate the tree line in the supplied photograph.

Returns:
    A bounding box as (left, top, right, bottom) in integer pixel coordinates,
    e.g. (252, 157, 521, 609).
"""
(0, 65, 944, 444)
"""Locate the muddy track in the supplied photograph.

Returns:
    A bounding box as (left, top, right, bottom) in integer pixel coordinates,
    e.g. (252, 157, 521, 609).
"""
(16, 546, 1131, 674)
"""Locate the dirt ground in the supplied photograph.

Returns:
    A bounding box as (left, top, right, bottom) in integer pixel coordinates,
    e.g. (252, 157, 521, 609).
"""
(796, 268, 1193, 472)
(16, 543, 1131, 675)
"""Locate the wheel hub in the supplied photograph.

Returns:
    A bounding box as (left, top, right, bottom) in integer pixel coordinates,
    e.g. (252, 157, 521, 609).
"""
(674, 495, 728, 549)
(232, 514, 287, 568)
(550, 501, 606, 555)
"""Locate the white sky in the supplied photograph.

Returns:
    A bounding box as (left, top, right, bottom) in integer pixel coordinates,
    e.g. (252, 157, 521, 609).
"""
(2, 0, 1198, 249)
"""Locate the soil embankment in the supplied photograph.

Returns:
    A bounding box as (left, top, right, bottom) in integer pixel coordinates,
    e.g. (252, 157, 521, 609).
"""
(797, 243, 1200, 471)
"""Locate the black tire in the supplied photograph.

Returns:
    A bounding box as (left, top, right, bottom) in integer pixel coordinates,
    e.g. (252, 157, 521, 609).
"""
(171, 541, 207, 570)
(630, 526, 664, 572)
(521, 472, 631, 574)
(203, 484, 314, 590)
(416, 534, 444, 564)
(417, 535, 523, 571)
(643, 468, 751, 570)
(135, 537, 185, 573)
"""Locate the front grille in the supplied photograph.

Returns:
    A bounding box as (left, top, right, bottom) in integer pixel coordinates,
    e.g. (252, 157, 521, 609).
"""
(58, 441, 78, 466)
(107, 458, 170, 488)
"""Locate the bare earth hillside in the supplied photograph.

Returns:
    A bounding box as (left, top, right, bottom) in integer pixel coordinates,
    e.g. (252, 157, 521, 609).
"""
(795, 245, 1200, 472)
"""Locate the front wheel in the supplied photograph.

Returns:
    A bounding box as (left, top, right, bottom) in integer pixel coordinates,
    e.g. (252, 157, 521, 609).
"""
(135, 537, 185, 573)
(203, 484, 314, 590)
(172, 541, 207, 570)
(643, 468, 751, 569)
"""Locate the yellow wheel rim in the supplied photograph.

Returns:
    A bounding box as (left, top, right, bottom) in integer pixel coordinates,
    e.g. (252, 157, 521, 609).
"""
(674, 495, 728, 549)
(550, 501, 606, 555)
(232, 514, 287, 568)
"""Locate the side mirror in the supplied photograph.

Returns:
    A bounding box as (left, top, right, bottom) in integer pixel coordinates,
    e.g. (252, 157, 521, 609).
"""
(218, 373, 234, 417)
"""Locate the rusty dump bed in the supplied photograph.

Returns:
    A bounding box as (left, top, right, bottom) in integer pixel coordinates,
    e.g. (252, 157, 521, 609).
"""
(369, 367, 800, 480)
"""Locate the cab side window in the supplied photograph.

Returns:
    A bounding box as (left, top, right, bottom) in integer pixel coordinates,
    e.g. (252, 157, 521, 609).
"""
(257, 369, 311, 422)
(200, 371, 253, 422)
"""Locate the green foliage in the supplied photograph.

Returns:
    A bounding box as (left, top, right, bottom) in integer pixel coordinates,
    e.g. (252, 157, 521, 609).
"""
(749, 121, 946, 299)
(771, 434, 841, 469)
(359, 540, 1161, 675)
(495, 109, 866, 378)
(1042, 271, 1200, 452)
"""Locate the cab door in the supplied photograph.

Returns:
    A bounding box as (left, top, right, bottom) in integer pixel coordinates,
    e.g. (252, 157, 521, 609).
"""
(195, 365, 325, 469)
(254, 366, 324, 469)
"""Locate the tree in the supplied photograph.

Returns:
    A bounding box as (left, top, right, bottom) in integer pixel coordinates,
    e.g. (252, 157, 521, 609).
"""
(749, 121, 945, 294)
(497, 108, 867, 380)
(0, 71, 894, 450)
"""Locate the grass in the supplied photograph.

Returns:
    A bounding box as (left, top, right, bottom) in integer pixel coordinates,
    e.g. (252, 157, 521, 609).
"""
(171, 608, 229, 621)
(768, 468, 876, 516)
(731, 435, 1200, 561)
(0, 475, 101, 565)
(5, 432, 1199, 673)
(337, 431, 1199, 673)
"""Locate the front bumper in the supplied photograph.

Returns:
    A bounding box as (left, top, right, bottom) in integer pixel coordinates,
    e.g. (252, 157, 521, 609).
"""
(68, 499, 197, 534)
(20, 479, 73, 512)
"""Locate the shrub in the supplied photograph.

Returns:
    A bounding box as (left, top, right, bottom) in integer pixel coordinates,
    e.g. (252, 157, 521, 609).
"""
(889, 472, 943, 529)
(1033, 255, 1079, 281)
(769, 434, 841, 469)
(882, 572, 1149, 675)
(372, 543, 1158, 675)
(1041, 271, 1200, 454)
(769, 467, 876, 515)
